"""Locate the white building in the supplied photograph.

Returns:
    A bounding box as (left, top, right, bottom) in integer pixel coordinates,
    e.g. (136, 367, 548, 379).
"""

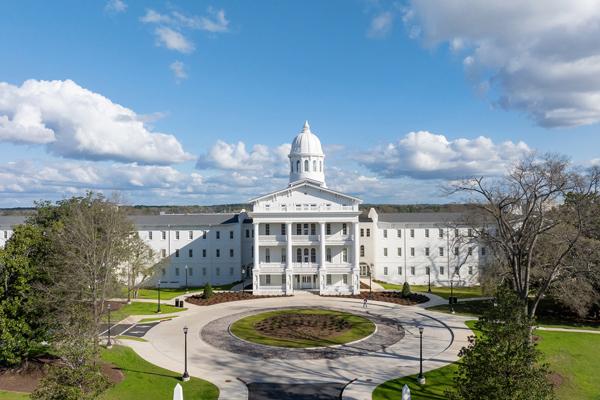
(0, 122, 487, 294)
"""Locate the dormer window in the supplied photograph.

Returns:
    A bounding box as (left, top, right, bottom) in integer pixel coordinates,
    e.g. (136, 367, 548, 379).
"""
(304, 160, 309, 171)
(296, 160, 300, 172)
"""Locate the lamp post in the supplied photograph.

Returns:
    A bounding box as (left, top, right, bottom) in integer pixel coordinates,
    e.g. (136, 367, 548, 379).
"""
(182, 326, 190, 382)
(106, 303, 113, 349)
(369, 263, 373, 297)
(157, 280, 161, 313)
(427, 267, 431, 293)
(417, 326, 425, 384)
(241, 267, 246, 295)
(184, 265, 188, 293)
(450, 275, 455, 314)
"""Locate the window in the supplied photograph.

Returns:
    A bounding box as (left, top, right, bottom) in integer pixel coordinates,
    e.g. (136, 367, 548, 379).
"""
(148, 231, 153, 240)
(296, 160, 300, 172)
(439, 228, 444, 238)
(310, 248, 316, 263)
(161, 249, 166, 258)
(410, 229, 414, 238)
(175, 231, 180, 240)
(203, 267, 206, 276)
(326, 223, 331, 235)
(161, 231, 166, 240)
(216, 231, 220, 239)
(468, 247, 473, 256)
(246, 229, 249, 238)
(360, 245, 365, 257)
(425, 247, 430, 256)
(265, 224, 270, 235)
(384, 267, 388, 275)
(384, 248, 388, 256)
(311, 224, 316, 235)
(425, 229, 429, 238)
(216, 267, 220, 276)
(303, 224, 309, 235)
(281, 224, 286, 235)
(439, 247, 444, 256)
(266, 274, 271, 284)
(230, 249, 234, 257)
(468, 228, 473, 237)
(216, 249, 220, 258)
(398, 266, 403, 275)
(327, 274, 332, 285)
(189, 231, 193, 240)
(468, 266, 474, 275)
(304, 160, 309, 171)
(203, 231, 207, 239)
(342, 248, 348, 262)
(410, 247, 415, 256)
(230, 231, 234, 239)
(189, 249, 193, 258)
(161, 268, 166, 276)
(343, 274, 348, 284)
(202, 249, 206, 257)
(383, 229, 388, 238)
(397, 229, 402, 237)
(366, 228, 371, 237)
(454, 247, 459, 256)
(296, 224, 302, 235)
(481, 247, 487, 256)
(411, 266, 415, 275)
(360, 228, 364, 237)
(440, 266, 444, 275)
(397, 247, 402, 256)
(175, 267, 180, 276)
(326, 248, 332, 262)
(282, 251, 287, 263)
(175, 249, 180, 258)
(342, 223, 347, 235)
(296, 248, 302, 262)
(313, 160, 317, 171)
(188, 267, 193, 276)
(290, 160, 293, 173)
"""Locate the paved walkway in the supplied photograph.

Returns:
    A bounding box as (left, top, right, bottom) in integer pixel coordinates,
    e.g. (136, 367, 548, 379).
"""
(121, 294, 472, 400)
(536, 326, 600, 334)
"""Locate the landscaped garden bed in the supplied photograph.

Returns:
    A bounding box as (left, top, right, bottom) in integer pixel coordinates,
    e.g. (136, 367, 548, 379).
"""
(186, 291, 288, 306)
(322, 291, 429, 305)
(229, 308, 376, 348)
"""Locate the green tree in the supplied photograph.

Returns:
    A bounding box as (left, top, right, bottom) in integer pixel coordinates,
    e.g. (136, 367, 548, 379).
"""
(401, 282, 411, 298)
(203, 283, 213, 299)
(0, 224, 50, 366)
(448, 287, 555, 400)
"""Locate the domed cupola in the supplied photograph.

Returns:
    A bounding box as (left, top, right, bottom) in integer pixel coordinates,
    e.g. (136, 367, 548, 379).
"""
(288, 121, 326, 186)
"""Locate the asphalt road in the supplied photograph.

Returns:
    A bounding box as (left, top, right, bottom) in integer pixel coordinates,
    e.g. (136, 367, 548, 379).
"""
(247, 382, 347, 400)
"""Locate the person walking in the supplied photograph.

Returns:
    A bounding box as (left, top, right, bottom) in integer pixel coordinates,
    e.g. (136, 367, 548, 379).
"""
(363, 297, 368, 308)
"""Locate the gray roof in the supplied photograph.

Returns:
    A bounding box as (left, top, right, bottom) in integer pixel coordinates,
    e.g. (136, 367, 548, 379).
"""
(377, 212, 467, 223)
(129, 213, 239, 227)
(359, 214, 372, 222)
(0, 215, 27, 227)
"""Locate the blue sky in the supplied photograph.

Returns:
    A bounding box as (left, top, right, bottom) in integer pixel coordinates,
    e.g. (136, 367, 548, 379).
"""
(0, 0, 599, 206)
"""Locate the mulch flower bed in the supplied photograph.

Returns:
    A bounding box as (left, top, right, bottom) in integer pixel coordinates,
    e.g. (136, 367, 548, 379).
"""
(322, 291, 429, 305)
(255, 313, 351, 340)
(186, 291, 289, 306)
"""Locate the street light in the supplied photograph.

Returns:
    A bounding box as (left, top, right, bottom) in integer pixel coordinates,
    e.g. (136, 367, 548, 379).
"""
(427, 267, 432, 293)
(157, 280, 161, 313)
(450, 274, 455, 314)
(184, 265, 188, 293)
(182, 326, 190, 382)
(106, 303, 113, 349)
(241, 266, 246, 295)
(417, 326, 425, 385)
(369, 263, 373, 297)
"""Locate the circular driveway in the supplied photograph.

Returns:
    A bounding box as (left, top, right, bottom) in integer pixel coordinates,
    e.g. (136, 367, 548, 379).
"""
(123, 293, 472, 400)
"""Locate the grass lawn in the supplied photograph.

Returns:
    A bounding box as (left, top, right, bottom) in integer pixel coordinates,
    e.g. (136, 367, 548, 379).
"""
(106, 302, 185, 323)
(373, 281, 484, 299)
(372, 363, 458, 400)
(0, 391, 29, 400)
(138, 316, 178, 323)
(100, 345, 218, 400)
(230, 309, 376, 348)
(128, 281, 242, 300)
(116, 335, 148, 342)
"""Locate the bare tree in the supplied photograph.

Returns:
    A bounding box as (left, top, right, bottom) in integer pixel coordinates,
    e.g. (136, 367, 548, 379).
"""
(448, 154, 600, 318)
(121, 236, 168, 303)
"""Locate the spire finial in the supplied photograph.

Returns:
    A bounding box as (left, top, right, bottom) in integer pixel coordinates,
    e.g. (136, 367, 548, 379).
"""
(303, 120, 310, 132)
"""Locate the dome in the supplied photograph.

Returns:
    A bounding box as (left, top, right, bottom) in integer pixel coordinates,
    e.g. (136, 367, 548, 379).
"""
(290, 121, 324, 155)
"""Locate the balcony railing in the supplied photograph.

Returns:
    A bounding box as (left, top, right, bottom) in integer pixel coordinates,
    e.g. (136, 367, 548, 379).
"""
(293, 235, 320, 242)
(325, 234, 354, 242)
(258, 234, 287, 242)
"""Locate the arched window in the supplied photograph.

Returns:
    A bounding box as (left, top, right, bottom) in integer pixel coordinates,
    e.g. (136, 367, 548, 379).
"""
(320, 161, 322, 172)
(290, 160, 293, 173)
(313, 160, 317, 171)
(310, 248, 316, 263)
(296, 248, 302, 262)
(296, 160, 300, 173)
(303, 248, 309, 263)
(304, 160, 309, 172)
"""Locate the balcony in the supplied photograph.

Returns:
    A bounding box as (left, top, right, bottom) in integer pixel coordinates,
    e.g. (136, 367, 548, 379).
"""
(290, 262, 320, 274)
(292, 234, 320, 243)
(323, 263, 354, 273)
(258, 234, 287, 243)
(325, 234, 354, 243)
(258, 262, 286, 273)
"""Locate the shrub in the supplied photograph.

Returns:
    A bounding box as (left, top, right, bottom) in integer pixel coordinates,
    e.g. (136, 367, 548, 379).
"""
(202, 283, 213, 299)
(401, 282, 411, 298)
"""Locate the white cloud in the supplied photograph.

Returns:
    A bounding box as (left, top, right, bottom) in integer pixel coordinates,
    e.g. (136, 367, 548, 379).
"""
(368, 11, 394, 38)
(154, 27, 194, 54)
(140, 9, 172, 24)
(170, 61, 188, 82)
(0, 79, 193, 164)
(359, 130, 531, 179)
(404, 0, 600, 127)
(141, 8, 229, 33)
(105, 0, 127, 13)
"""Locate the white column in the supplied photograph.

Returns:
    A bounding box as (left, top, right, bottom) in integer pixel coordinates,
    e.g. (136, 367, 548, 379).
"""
(353, 221, 360, 294)
(286, 222, 293, 294)
(253, 223, 259, 292)
(319, 222, 326, 294)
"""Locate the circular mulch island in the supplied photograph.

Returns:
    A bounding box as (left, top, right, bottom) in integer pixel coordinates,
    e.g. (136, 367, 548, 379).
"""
(230, 309, 376, 348)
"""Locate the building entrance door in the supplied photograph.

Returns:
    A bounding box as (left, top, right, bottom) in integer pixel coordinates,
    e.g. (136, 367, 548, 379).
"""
(294, 274, 317, 289)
